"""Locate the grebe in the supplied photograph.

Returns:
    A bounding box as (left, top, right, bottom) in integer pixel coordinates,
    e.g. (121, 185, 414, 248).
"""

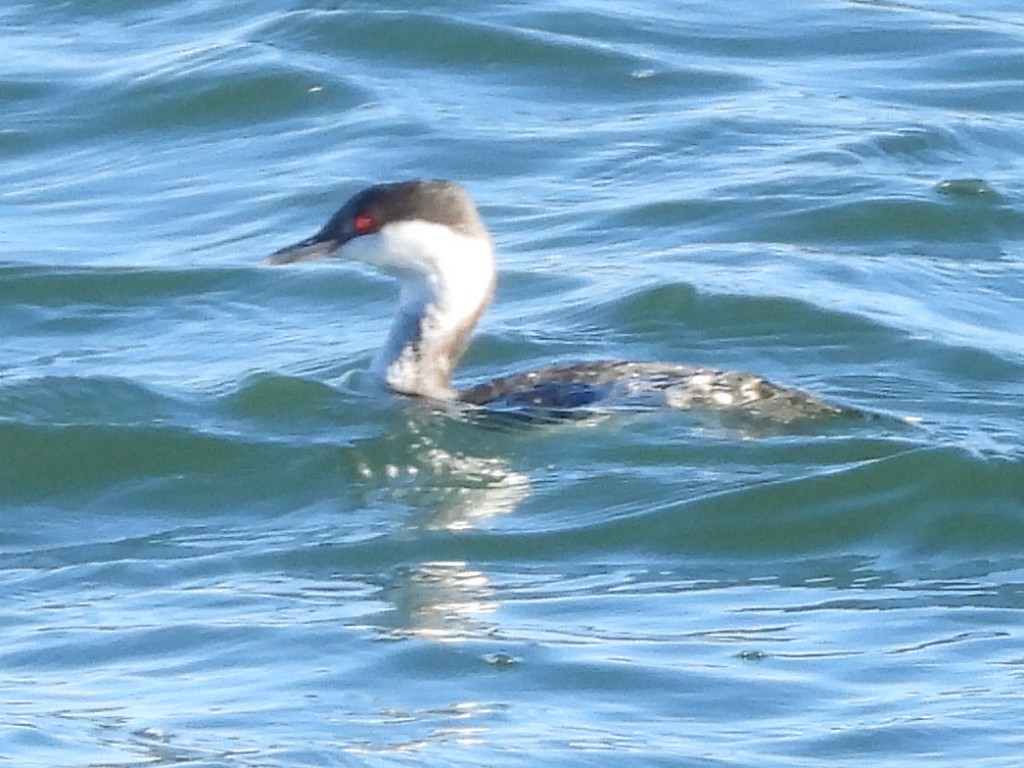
(267, 180, 842, 421)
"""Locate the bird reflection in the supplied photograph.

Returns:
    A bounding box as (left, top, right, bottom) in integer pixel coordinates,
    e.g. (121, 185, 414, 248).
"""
(378, 561, 500, 642)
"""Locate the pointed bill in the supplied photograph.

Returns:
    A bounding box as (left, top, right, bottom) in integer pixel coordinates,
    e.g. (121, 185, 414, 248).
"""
(265, 235, 340, 265)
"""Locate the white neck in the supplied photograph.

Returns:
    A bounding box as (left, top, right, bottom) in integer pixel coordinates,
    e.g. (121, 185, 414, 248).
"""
(344, 219, 495, 399)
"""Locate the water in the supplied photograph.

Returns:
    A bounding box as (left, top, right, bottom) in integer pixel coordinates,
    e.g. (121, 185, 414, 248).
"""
(3, 1, 1024, 765)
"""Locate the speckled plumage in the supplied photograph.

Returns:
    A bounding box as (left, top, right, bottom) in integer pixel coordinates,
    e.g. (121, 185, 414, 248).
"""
(268, 180, 843, 422)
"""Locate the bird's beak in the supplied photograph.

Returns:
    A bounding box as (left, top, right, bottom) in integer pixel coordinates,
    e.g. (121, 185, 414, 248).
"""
(265, 234, 340, 265)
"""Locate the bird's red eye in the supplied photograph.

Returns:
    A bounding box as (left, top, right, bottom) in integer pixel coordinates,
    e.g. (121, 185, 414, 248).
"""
(353, 211, 377, 235)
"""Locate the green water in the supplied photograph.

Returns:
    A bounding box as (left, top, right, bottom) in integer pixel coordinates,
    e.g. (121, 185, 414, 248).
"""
(3, 2, 1024, 766)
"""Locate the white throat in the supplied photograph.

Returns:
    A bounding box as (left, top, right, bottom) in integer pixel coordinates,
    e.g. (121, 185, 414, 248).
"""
(344, 219, 495, 399)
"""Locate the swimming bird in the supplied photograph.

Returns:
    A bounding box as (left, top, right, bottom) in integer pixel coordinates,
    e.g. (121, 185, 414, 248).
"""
(267, 179, 842, 421)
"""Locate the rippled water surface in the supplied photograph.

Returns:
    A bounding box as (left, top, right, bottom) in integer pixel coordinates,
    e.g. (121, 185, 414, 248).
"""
(3, 1, 1024, 766)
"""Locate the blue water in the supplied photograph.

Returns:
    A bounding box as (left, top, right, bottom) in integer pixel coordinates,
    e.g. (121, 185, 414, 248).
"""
(3, 1, 1024, 766)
